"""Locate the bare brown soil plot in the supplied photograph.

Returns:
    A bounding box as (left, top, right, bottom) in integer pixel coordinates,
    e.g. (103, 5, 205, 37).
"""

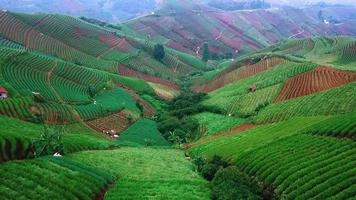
(275, 66, 356, 102)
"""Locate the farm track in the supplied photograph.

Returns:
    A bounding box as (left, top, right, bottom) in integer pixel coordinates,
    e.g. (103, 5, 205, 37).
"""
(275, 66, 356, 102)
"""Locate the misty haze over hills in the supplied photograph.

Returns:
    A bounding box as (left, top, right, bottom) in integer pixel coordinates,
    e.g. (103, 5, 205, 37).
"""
(0, 0, 355, 23)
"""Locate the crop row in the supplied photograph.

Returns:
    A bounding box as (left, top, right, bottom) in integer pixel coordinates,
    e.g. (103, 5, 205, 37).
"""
(237, 134, 356, 199)
(302, 112, 356, 139)
(275, 66, 356, 102)
(194, 57, 285, 92)
(256, 82, 356, 123)
(0, 97, 33, 120)
(0, 11, 117, 72)
(339, 41, 356, 64)
(0, 157, 113, 200)
(189, 116, 326, 159)
(204, 62, 316, 115)
(0, 36, 24, 49)
(118, 64, 180, 90)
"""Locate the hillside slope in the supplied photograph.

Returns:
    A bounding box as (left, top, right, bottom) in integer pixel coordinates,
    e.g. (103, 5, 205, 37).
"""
(124, 3, 356, 57)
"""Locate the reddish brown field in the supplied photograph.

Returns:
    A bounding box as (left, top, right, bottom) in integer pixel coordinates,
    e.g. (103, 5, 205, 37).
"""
(275, 66, 356, 102)
(194, 57, 284, 93)
(86, 110, 132, 137)
(118, 65, 180, 90)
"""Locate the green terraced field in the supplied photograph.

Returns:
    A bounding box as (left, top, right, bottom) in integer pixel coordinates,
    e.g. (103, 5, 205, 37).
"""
(69, 148, 211, 200)
(117, 119, 170, 147)
(203, 62, 316, 115)
(193, 112, 248, 136)
(0, 157, 113, 200)
(256, 83, 356, 123)
(188, 116, 356, 199)
(0, 4, 355, 200)
(0, 116, 111, 162)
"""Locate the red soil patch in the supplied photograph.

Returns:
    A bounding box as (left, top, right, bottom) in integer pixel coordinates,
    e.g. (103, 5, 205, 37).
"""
(185, 122, 256, 149)
(275, 66, 356, 102)
(86, 110, 132, 138)
(118, 65, 180, 90)
(125, 89, 156, 117)
(194, 57, 284, 93)
(73, 26, 98, 38)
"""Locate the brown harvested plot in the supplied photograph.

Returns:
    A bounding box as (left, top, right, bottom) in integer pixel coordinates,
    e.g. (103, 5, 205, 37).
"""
(86, 110, 134, 138)
(194, 57, 284, 93)
(185, 122, 256, 149)
(275, 66, 356, 102)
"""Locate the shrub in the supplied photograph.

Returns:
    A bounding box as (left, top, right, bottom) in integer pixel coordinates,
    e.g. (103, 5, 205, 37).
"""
(32, 126, 65, 157)
(211, 166, 262, 200)
(153, 44, 165, 61)
(201, 163, 220, 181)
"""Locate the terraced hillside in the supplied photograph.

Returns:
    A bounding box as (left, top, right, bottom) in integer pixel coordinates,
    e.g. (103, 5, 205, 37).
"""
(125, 2, 356, 57)
(187, 35, 356, 199)
(0, 3, 356, 200)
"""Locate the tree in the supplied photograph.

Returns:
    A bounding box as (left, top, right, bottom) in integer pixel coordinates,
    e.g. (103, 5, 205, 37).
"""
(202, 43, 210, 62)
(153, 44, 165, 61)
(32, 126, 65, 157)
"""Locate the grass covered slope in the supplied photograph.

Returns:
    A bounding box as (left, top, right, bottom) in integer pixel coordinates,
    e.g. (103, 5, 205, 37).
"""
(0, 116, 111, 162)
(188, 116, 356, 199)
(70, 148, 211, 200)
(193, 112, 248, 136)
(0, 157, 113, 200)
(116, 119, 170, 147)
(256, 82, 356, 123)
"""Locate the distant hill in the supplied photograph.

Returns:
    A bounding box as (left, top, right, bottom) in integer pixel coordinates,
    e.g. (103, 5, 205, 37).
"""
(123, 2, 356, 58)
(0, 0, 159, 23)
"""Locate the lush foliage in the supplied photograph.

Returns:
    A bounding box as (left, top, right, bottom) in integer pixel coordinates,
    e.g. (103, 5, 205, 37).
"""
(193, 112, 248, 136)
(153, 44, 165, 61)
(69, 148, 211, 200)
(117, 119, 170, 147)
(33, 126, 65, 156)
(0, 157, 113, 200)
(158, 91, 222, 143)
(211, 166, 262, 200)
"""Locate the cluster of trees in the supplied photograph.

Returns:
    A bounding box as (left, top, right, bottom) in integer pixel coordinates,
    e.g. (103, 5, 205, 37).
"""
(79, 17, 122, 30)
(153, 44, 165, 61)
(193, 155, 273, 200)
(208, 0, 270, 11)
(157, 91, 221, 144)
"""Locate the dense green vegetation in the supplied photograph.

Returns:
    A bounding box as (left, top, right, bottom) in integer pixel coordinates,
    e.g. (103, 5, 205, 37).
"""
(0, 5, 355, 199)
(117, 119, 170, 147)
(193, 112, 248, 136)
(69, 148, 211, 200)
(158, 90, 222, 144)
(203, 62, 317, 116)
(256, 83, 356, 123)
(0, 157, 113, 200)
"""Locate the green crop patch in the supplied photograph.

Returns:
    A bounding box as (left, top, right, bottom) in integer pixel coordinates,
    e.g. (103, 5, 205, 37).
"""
(69, 148, 210, 200)
(193, 112, 248, 136)
(256, 83, 356, 123)
(189, 116, 327, 160)
(117, 119, 170, 147)
(0, 157, 113, 200)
